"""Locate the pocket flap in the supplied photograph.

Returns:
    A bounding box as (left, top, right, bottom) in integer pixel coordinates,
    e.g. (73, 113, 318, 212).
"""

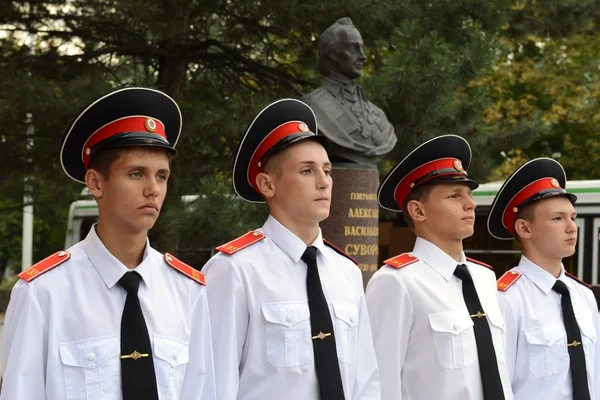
(59, 335, 120, 368)
(579, 318, 597, 342)
(261, 302, 310, 327)
(429, 310, 473, 335)
(153, 335, 189, 367)
(486, 309, 506, 332)
(332, 302, 359, 328)
(525, 324, 566, 346)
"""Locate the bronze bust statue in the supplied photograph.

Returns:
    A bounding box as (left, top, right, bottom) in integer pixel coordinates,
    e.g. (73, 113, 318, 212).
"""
(303, 18, 397, 165)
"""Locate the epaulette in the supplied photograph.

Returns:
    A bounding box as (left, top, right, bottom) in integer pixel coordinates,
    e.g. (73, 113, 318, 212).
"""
(216, 231, 266, 255)
(323, 239, 358, 265)
(18, 251, 71, 282)
(565, 271, 592, 289)
(384, 253, 419, 269)
(164, 253, 205, 285)
(497, 270, 522, 292)
(466, 257, 494, 270)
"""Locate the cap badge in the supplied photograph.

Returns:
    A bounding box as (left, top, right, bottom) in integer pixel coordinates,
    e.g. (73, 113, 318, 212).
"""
(145, 118, 157, 133)
(298, 123, 309, 132)
(551, 178, 560, 188)
(453, 159, 464, 172)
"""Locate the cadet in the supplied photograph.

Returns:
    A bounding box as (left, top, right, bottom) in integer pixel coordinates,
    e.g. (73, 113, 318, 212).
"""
(202, 99, 380, 400)
(366, 135, 512, 400)
(0, 87, 216, 399)
(489, 158, 600, 400)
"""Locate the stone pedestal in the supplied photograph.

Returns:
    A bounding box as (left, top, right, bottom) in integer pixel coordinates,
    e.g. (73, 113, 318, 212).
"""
(321, 163, 379, 285)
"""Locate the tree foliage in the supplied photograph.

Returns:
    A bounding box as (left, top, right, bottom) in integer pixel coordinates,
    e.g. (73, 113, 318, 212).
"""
(2, 0, 600, 270)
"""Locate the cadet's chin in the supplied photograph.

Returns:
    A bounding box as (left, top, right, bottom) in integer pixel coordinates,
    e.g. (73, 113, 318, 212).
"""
(561, 244, 577, 259)
(137, 215, 159, 232)
(458, 226, 475, 241)
(315, 209, 330, 224)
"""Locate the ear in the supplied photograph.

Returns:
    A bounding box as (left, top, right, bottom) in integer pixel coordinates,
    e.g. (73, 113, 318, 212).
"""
(406, 199, 426, 224)
(514, 218, 532, 240)
(255, 172, 276, 199)
(85, 169, 105, 199)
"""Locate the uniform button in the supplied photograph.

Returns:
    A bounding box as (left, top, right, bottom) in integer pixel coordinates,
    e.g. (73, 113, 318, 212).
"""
(350, 316, 356, 324)
(286, 315, 293, 324)
(88, 353, 96, 361)
(172, 354, 177, 361)
(453, 324, 459, 331)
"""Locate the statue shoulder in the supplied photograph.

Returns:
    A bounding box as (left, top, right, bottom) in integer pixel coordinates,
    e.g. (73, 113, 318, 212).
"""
(303, 86, 334, 104)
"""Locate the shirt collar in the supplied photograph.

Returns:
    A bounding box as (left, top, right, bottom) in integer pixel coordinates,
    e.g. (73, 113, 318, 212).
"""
(412, 237, 467, 282)
(82, 225, 154, 290)
(518, 255, 564, 294)
(261, 215, 330, 263)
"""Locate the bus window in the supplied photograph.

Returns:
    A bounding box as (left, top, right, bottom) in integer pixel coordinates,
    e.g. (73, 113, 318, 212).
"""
(79, 217, 98, 242)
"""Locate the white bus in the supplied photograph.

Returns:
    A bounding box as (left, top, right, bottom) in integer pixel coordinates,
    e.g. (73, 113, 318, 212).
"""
(467, 179, 600, 285)
(67, 181, 600, 293)
(378, 180, 600, 294)
(64, 191, 199, 249)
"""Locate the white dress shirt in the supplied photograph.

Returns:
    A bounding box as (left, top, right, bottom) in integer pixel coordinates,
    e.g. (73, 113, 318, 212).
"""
(366, 237, 513, 400)
(202, 215, 380, 400)
(498, 256, 600, 400)
(0, 226, 216, 400)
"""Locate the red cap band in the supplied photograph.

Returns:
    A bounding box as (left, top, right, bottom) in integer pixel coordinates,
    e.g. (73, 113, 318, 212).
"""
(393, 158, 467, 208)
(247, 120, 313, 191)
(502, 177, 561, 234)
(82, 116, 166, 168)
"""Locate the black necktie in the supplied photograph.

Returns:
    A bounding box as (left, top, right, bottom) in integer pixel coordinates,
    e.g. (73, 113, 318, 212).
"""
(454, 264, 505, 400)
(302, 246, 345, 400)
(118, 271, 159, 400)
(553, 280, 591, 400)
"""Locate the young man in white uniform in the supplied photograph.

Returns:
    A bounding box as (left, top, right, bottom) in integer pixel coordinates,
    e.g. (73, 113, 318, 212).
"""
(366, 135, 512, 400)
(0, 87, 216, 400)
(489, 157, 600, 400)
(203, 99, 380, 400)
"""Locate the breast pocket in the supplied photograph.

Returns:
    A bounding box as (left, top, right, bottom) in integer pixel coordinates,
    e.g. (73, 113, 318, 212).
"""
(429, 310, 476, 369)
(59, 335, 120, 400)
(332, 302, 359, 364)
(261, 302, 312, 367)
(486, 309, 507, 364)
(153, 335, 190, 400)
(579, 318, 597, 378)
(524, 323, 569, 377)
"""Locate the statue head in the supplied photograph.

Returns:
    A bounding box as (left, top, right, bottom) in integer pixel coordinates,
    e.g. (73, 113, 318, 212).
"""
(318, 18, 366, 80)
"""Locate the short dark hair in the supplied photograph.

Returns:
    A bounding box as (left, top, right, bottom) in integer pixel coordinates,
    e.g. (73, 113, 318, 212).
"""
(317, 17, 356, 76)
(261, 148, 288, 178)
(513, 201, 537, 243)
(88, 146, 173, 179)
(402, 183, 435, 230)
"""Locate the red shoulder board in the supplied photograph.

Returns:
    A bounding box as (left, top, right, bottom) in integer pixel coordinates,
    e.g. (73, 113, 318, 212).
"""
(164, 253, 205, 285)
(216, 231, 266, 255)
(384, 253, 419, 269)
(497, 270, 522, 292)
(18, 251, 71, 282)
(323, 239, 358, 265)
(566, 271, 592, 289)
(466, 257, 494, 270)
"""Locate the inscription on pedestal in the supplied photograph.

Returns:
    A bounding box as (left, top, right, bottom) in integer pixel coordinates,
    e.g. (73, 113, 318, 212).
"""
(321, 165, 379, 285)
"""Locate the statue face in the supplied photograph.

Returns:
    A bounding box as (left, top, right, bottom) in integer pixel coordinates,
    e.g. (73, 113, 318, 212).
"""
(331, 27, 366, 80)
